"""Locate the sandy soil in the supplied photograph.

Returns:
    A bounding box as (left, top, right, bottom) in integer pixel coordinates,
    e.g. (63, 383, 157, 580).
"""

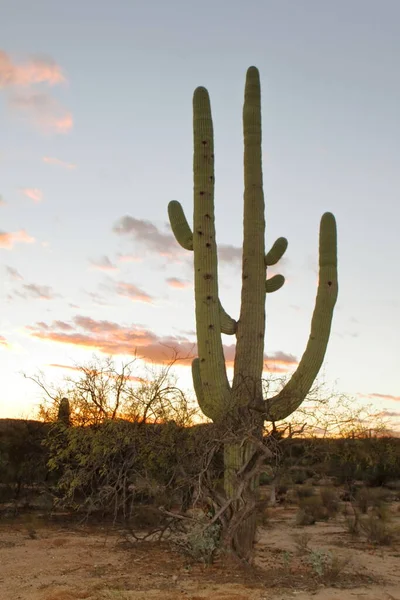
(0, 504, 399, 600)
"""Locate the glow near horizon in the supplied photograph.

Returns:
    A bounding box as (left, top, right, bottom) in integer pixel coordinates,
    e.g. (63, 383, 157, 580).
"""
(0, 0, 400, 432)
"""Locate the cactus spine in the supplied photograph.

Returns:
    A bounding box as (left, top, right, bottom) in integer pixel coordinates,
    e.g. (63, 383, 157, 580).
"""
(168, 66, 338, 557)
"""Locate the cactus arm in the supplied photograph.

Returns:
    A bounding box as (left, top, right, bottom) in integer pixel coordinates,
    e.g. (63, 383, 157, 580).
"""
(219, 299, 237, 334)
(192, 357, 223, 421)
(265, 237, 288, 266)
(192, 87, 231, 414)
(168, 200, 194, 251)
(232, 67, 266, 406)
(266, 274, 285, 294)
(264, 212, 338, 421)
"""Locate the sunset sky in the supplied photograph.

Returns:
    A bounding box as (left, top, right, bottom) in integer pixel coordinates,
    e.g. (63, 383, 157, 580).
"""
(1, 1, 400, 430)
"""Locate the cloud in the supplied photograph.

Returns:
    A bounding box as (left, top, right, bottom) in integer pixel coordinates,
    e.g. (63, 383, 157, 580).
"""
(113, 216, 179, 258)
(21, 283, 60, 300)
(89, 256, 118, 272)
(21, 187, 43, 203)
(117, 253, 142, 263)
(47, 362, 146, 383)
(10, 93, 73, 134)
(0, 50, 65, 88)
(264, 351, 298, 373)
(113, 215, 242, 265)
(0, 229, 35, 249)
(222, 345, 297, 372)
(366, 392, 400, 403)
(43, 156, 76, 169)
(0, 335, 10, 348)
(85, 291, 110, 306)
(0, 50, 72, 135)
(218, 244, 242, 264)
(52, 320, 74, 331)
(0, 195, 6, 206)
(27, 316, 195, 364)
(166, 277, 192, 289)
(376, 410, 400, 418)
(5, 266, 23, 280)
(27, 316, 298, 374)
(115, 281, 153, 303)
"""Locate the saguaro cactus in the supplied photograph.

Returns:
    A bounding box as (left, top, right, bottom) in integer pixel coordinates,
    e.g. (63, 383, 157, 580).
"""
(168, 67, 338, 558)
(57, 397, 71, 427)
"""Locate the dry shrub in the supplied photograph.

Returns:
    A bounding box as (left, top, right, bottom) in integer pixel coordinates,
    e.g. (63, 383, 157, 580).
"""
(356, 486, 389, 514)
(344, 513, 360, 536)
(297, 486, 315, 499)
(296, 495, 329, 525)
(292, 531, 312, 555)
(319, 486, 339, 516)
(359, 513, 394, 545)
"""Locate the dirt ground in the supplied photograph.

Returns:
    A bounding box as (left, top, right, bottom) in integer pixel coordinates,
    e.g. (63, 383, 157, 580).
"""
(0, 504, 399, 600)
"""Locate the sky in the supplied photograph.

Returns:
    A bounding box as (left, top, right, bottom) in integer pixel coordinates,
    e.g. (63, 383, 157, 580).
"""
(1, 0, 400, 430)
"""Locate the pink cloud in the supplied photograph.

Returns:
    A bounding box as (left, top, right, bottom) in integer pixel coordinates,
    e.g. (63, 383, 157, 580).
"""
(11, 93, 73, 134)
(0, 335, 10, 348)
(43, 156, 76, 169)
(365, 392, 400, 403)
(0, 50, 65, 88)
(166, 277, 192, 289)
(0, 229, 35, 249)
(21, 187, 43, 202)
(115, 281, 153, 303)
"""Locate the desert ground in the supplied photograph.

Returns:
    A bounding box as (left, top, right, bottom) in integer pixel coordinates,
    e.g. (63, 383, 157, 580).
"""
(1, 498, 399, 600)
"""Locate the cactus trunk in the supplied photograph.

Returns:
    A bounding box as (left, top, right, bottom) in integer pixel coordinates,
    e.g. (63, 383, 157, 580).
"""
(168, 66, 338, 560)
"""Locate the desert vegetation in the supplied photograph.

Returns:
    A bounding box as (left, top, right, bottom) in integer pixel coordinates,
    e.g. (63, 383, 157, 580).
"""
(1, 355, 400, 599)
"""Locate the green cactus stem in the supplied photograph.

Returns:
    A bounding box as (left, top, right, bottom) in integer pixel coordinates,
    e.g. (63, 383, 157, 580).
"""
(57, 397, 71, 427)
(168, 65, 338, 559)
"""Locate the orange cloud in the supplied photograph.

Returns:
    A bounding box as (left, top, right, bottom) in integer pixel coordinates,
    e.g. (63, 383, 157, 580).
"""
(0, 50, 65, 88)
(21, 187, 43, 202)
(90, 256, 118, 272)
(43, 156, 76, 169)
(27, 316, 299, 375)
(166, 277, 192, 289)
(11, 93, 73, 134)
(0, 229, 35, 249)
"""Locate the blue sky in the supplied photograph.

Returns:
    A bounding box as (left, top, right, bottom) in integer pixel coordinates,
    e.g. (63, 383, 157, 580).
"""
(1, 0, 400, 429)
